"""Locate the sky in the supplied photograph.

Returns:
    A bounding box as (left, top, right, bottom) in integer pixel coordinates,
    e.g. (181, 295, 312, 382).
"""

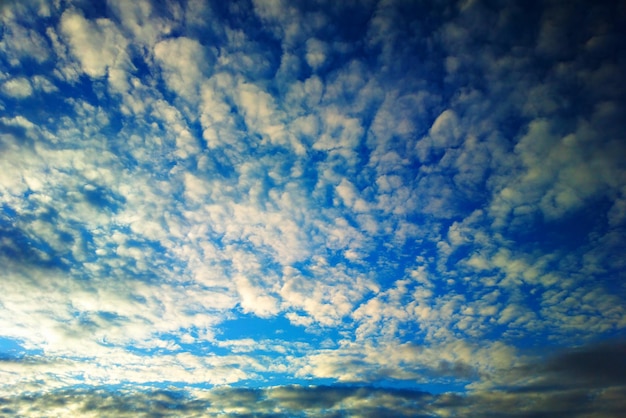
(0, 0, 625, 416)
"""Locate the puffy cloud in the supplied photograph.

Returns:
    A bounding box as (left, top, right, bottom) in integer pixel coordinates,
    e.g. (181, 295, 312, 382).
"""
(428, 109, 462, 148)
(0, 20, 51, 66)
(0, 0, 625, 416)
(153, 37, 211, 101)
(234, 80, 303, 153)
(59, 10, 130, 78)
(251, 0, 328, 48)
(235, 275, 280, 318)
(106, 0, 176, 47)
(305, 37, 328, 70)
(1, 77, 33, 98)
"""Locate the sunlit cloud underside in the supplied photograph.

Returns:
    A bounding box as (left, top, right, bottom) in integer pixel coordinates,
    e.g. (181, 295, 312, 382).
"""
(1, 0, 626, 416)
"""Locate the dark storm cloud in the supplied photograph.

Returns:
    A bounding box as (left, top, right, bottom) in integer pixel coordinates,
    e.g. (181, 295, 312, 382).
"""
(443, 340, 626, 417)
(0, 386, 434, 417)
(3, 353, 625, 418)
(518, 339, 626, 392)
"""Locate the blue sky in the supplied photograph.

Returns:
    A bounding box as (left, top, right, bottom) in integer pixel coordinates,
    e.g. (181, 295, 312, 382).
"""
(1, 0, 625, 416)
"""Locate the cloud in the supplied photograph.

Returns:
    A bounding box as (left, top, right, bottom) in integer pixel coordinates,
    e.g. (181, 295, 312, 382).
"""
(234, 79, 303, 153)
(0, 385, 438, 417)
(429, 109, 463, 149)
(521, 340, 626, 391)
(106, 0, 176, 47)
(3, 338, 625, 418)
(0, 19, 51, 66)
(280, 263, 377, 327)
(305, 37, 328, 70)
(153, 36, 211, 101)
(251, 0, 328, 49)
(1, 77, 33, 98)
(455, 340, 626, 417)
(199, 77, 241, 149)
(0, 0, 625, 416)
(59, 10, 130, 78)
(235, 274, 280, 318)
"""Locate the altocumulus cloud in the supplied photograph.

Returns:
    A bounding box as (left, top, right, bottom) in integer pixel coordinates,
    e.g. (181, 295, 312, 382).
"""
(1, 0, 625, 416)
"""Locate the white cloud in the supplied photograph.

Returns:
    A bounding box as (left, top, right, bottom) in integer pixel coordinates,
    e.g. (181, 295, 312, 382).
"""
(251, 0, 327, 49)
(233, 80, 305, 154)
(279, 262, 377, 328)
(429, 109, 462, 148)
(154, 37, 211, 101)
(1, 77, 33, 98)
(0, 20, 51, 66)
(31, 75, 58, 93)
(313, 107, 363, 163)
(490, 116, 626, 225)
(107, 0, 175, 47)
(235, 275, 280, 318)
(199, 78, 240, 149)
(1, 1, 625, 412)
(335, 178, 369, 212)
(284, 75, 324, 114)
(305, 37, 328, 70)
(59, 10, 130, 79)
